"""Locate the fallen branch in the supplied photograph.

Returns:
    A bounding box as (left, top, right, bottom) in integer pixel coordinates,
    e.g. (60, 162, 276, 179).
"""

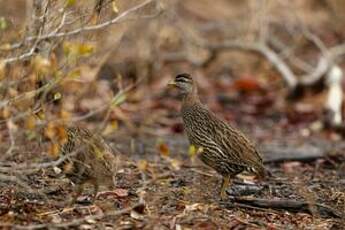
(261, 145, 326, 163)
(179, 22, 345, 94)
(225, 197, 343, 219)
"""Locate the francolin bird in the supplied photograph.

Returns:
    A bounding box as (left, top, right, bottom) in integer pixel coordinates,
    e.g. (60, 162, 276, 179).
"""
(59, 126, 117, 203)
(168, 73, 266, 199)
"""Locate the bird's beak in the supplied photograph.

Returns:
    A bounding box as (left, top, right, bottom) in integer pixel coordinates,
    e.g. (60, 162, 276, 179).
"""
(167, 79, 176, 87)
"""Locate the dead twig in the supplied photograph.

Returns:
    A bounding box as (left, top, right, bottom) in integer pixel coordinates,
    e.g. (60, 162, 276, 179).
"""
(3, 0, 158, 64)
(226, 197, 343, 219)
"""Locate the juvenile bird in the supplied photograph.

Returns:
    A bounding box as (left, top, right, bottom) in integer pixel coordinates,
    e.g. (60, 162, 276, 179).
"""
(59, 126, 117, 203)
(168, 73, 266, 199)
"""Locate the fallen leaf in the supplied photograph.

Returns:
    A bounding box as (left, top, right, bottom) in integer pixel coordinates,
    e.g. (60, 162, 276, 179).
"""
(85, 218, 96, 224)
(0, 43, 11, 51)
(112, 0, 119, 13)
(2, 107, 11, 119)
(102, 120, 118, 135)
(25, 115, 36, 130)
(44, 122, 56, 140)
(66, 68, 81, 79)
(233, 77, 262, 92)
(80, 224, 94, 230)
(35, 109, 46, 120)
(0, 60, 5, 80)
(184, 203, 202, 213)
(169, 158, 181, 170)
(65, 0, 76, 7)
(157, 141, 170, 157)
(56, 125, 68, 144)
(97, 189, 129, 198)
(282, 161, 302, 173)
(130, 210, 144, 220)
(53, 166, 62, 174)
(7, 119, 17, 132)
(48, 143, 60, 158)
(137, 160, 148, 171)
(51, 215, 62, 224)
(60, 109, 71, 122)
(32, 55, 51, 74)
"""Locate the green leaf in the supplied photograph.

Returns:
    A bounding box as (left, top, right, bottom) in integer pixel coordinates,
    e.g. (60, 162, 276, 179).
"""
(25, 130, 38, 141)
(67, 69, 81, 79)
(63, 42, 73, 56)
(53, 92, 62, 101)
(112, 93, 127, 106)
(92, 144, 104, 159)
(0, 17, 7, 30)
(78, 43, 94, 56)
(63, 42, 94, 63)
(65, 0, 76, 7)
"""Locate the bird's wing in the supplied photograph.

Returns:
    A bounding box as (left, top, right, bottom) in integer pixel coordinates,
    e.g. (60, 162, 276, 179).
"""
(209, 113, 263, 167)
(229, 129, 262, 163)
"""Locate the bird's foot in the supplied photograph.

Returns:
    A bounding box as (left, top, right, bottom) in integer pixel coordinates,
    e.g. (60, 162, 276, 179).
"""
(219, 176, 231, 200)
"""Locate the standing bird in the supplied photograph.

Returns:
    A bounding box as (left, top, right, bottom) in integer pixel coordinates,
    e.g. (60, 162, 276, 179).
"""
(168, 73, 266, 199)
(59, 126, 117, 204)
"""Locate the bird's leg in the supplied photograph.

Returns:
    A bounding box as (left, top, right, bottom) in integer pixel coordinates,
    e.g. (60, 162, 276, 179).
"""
(220, 175, 231, 200)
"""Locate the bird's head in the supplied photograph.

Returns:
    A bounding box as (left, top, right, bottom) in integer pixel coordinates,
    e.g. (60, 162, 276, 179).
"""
(168, 73, 195, 96)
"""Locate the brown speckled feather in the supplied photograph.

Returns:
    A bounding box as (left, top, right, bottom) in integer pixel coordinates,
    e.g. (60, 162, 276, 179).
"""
(60, 126, 117, 188)
(169, 73, 267, 199)
(182, 103, 264, 177)
(171, 73, 265, 179)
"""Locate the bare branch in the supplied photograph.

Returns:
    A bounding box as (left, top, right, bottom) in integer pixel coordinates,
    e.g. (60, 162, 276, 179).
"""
(324, 65, 343, 127)
(194, 39, 299, 89)
(182, 26, 345, 91)
(3, 0, 157, 64)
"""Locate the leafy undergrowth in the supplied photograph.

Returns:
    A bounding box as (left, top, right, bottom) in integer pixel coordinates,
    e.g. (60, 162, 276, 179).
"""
(0, 132, 344, 229)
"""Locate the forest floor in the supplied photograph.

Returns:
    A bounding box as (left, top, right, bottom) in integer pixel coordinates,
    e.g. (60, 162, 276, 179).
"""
(1, 1, 345, 228)
(0, 128, 344, 229)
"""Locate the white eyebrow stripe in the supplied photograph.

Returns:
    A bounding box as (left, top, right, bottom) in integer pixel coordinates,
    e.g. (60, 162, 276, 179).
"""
(175, 77, 192, 82)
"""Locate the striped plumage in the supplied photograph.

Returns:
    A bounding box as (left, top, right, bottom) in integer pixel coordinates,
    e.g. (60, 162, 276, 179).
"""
(59, 126, 117, 203)
(168, 73, 266, 199)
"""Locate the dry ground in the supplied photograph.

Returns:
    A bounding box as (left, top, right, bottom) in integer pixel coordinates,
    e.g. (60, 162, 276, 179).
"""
(0, 131, 344, 229)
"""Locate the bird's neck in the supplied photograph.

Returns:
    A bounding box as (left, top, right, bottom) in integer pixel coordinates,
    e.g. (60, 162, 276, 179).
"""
(182, 87, 201, 108)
